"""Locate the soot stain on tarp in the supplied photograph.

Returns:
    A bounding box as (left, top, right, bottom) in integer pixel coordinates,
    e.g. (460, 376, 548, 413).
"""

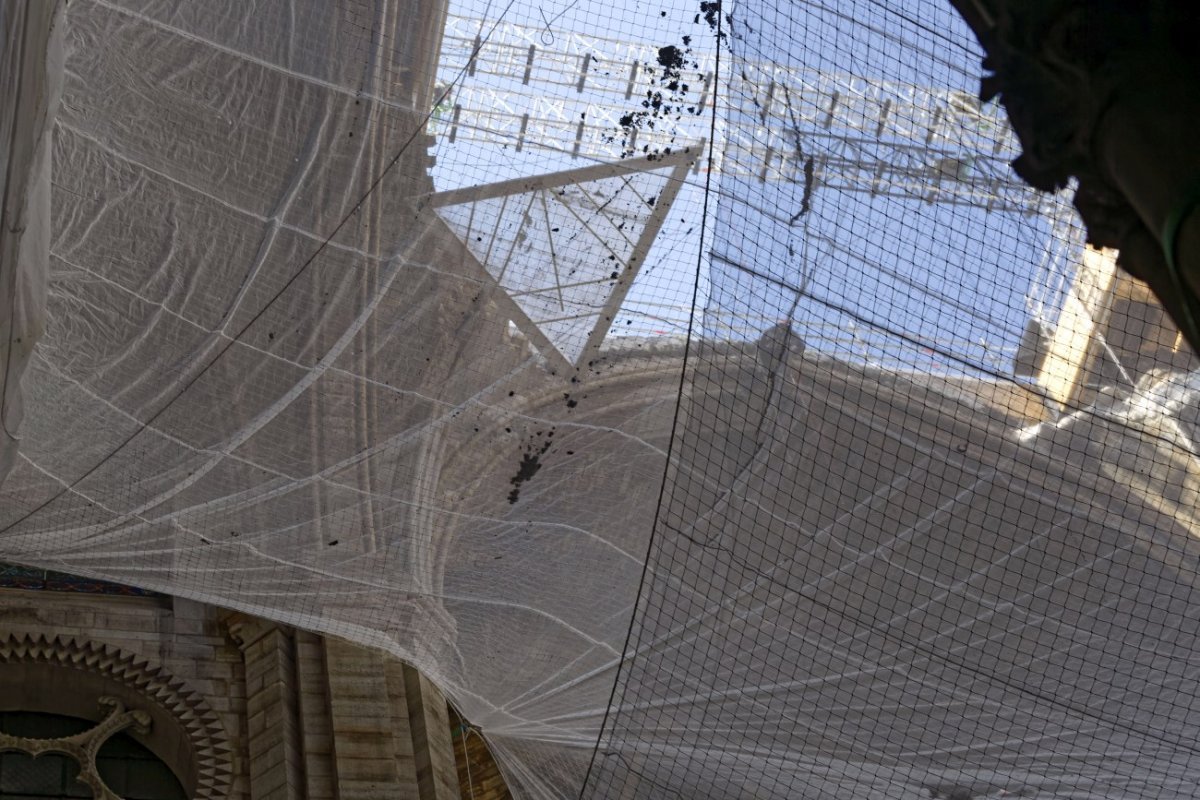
(507, 453, 542, 504)
(508, 432, 555, 504)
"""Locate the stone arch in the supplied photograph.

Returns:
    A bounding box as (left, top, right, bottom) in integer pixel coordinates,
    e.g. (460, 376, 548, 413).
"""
(0, 633, 234, 800)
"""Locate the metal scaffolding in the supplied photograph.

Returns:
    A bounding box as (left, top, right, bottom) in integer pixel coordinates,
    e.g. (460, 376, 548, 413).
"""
(430, 15, 1086, 376)
(435, 14, 1061, 215)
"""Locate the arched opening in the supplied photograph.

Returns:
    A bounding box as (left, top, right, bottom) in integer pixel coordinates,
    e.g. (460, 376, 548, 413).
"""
(0, 711, 186, 800)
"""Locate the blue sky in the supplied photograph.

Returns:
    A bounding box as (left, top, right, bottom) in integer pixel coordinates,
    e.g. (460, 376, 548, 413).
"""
(430, 0, 1080, 376)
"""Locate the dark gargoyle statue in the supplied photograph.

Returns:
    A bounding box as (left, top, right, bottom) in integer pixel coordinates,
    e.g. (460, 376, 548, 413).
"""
(948, 0, 1200, 351)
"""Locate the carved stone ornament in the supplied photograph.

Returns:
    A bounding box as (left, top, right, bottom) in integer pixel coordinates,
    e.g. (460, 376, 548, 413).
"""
(0, 633, 234, 799)
(0, 696, 152, 799)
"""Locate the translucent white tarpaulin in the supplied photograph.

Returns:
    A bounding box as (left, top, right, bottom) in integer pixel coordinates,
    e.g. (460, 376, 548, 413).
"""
(3, 1, 1200, 798)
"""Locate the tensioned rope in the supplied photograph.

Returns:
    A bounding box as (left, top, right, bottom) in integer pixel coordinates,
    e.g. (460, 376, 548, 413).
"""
(575, 6, 726, 798)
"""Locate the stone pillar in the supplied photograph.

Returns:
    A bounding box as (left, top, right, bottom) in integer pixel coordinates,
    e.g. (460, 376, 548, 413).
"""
(227, 617, 304, 800)
(294, 631, 337, 800)
(402, 664, 459, 800)
(323, 636, 460, 800)
(323, 636, 414, 800)
(225, 614, 460, 800)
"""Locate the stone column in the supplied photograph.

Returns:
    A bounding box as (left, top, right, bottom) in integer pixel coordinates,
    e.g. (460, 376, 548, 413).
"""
(226, 612, 460, 800)
(227, 617, 305, 800)
(324, 636, 460, 800)
(402, 664, 459, 800)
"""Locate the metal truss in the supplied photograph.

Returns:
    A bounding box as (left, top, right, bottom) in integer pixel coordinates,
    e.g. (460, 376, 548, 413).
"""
(424, 145, 698, 371)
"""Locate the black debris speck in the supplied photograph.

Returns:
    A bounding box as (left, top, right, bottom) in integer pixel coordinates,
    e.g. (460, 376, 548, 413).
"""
(657, 45, 684, 73)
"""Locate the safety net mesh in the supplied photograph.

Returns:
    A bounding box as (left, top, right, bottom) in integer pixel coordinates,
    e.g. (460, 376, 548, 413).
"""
(3, 1, 1200, 798)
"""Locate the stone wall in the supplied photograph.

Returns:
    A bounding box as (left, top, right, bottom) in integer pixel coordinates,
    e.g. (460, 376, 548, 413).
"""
(0, 589, 248, 799)
(0, 584, 462, 800)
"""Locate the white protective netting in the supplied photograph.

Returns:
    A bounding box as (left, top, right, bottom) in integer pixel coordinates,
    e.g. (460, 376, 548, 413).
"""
(3, 1, 1200, 798)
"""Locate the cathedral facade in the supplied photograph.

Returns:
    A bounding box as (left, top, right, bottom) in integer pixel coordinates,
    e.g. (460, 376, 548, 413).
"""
(0, 566, 468, 800)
